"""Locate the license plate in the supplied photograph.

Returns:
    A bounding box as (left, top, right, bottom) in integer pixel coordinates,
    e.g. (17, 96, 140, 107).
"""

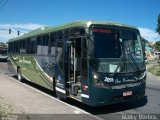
(123, 91, 132, 96)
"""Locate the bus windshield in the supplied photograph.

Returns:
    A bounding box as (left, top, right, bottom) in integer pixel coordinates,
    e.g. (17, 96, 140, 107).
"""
(90, 26, 145, 73)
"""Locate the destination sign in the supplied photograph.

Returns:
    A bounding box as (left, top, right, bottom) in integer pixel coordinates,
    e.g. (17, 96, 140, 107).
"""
(92, 28, 112, 33)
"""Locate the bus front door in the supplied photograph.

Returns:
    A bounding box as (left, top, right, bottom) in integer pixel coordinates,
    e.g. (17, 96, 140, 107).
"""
(67, 38, 82, 96)
(55, 41, 67, 98)
(55, 39, 81, 99)
(55, 37, 88, 101)
(66, 37, 88, 101)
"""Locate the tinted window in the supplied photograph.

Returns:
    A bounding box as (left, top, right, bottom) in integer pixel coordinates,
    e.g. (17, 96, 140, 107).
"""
(92, 27, 121, 58)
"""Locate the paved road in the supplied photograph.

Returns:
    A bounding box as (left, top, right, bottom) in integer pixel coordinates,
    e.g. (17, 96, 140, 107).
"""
(0, 63, 99, 120)
(0, 62, 160, 120)
(94, 62, 160, 120)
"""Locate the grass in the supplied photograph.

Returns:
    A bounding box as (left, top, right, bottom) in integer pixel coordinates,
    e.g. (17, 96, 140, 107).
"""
(148, 59, 157, 63)
(0, 103, 30, 120)
(148, 64, 160, 76)
(0, 103, 13, 119)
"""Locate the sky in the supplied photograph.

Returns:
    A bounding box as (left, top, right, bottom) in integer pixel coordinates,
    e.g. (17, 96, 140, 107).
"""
(0, 0, 160, 43)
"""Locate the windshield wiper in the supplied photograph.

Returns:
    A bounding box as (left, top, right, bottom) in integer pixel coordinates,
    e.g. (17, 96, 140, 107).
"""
(111, 53, 125, 78)
(99, 63, 105, 73)
(128, 52, 141, 73)
(111, 49, 142, 77)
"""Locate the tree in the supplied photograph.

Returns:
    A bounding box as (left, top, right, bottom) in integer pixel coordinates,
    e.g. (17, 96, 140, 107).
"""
(156, 14, 160, 35)
(155, 41, 160, 51)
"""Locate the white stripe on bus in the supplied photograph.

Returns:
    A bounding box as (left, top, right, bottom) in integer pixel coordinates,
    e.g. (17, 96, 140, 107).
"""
(34, 57, 53, 81)
(55, 87, 66, 94)
(81, 94, 89, 98)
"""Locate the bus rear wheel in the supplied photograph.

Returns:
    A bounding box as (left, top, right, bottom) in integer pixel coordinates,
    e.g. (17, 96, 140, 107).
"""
(17, 68, 23, 82)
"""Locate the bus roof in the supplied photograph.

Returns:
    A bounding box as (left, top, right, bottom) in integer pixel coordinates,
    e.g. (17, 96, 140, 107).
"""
(8, 20, 138, 42)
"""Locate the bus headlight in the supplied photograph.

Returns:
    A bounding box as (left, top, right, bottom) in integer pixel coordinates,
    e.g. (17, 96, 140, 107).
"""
(93, 74, 101, 85)
(93, 74, 111, 88)
(93, 74, 98, 79)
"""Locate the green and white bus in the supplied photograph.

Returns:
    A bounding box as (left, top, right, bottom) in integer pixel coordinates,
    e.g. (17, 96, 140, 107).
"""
(8, 20, 146, 106)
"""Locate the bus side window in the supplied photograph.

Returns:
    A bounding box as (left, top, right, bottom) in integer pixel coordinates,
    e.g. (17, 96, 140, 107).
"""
(30, 38, 37, 54)
(64, 30, 69, 38)
(19, 39, 27, 54)
(10, 42, 14, 53)
(26, 39, 31, 54)
(8, 42, 11, 53)
(50, 33, 56, 55)
(37, 35, 49, 55)
(14, 41, 19, 53)
(16, 41, 19, 53)
(56, 31, 63, 40)
(43, 35, 49, 55)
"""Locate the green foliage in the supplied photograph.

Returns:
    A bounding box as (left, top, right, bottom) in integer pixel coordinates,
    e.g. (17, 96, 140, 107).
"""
(0, 103, 13, 119)
(148, 65, 160, 76)
(155, 41, 160, 51)
(156, 14, 160, 35)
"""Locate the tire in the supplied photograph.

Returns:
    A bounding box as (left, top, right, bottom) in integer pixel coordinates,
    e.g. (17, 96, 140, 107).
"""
(17, 68, 23, 82)
(53, 76, 56, 96)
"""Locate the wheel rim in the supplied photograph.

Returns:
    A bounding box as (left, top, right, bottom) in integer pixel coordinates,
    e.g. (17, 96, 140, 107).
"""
(18, 71, 21, 81)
